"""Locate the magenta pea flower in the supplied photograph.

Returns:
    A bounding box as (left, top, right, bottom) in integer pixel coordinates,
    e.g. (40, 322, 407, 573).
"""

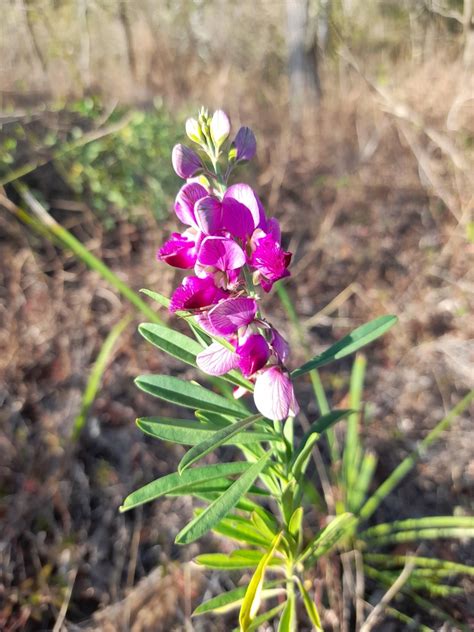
(253, 366, 300, 421)
(174, 182, 209, 228)
(221, 184, 267, 240)
(195, 236, 246, 288)
(250, 233, 292, 292)
(196, 341, 238, 376)
(157, 229, 201, 269)
(207, 297, 258, 336)
(172, 144, 203, 179)
(236, 333, 270, 377)
(270, 327, 290, 363)
(170, 276, 228, 313)
(232, 126, 257, 162)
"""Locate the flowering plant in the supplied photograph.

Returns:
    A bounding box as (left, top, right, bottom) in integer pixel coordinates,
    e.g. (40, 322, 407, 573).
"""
(120, 108, 473, 630)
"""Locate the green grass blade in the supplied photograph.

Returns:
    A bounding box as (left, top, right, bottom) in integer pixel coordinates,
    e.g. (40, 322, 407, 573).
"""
(361, 527, 474, 547)
(232, 603, 286, 632)
(175, 452, 272, 544)
(135, 374, 247, 417)
(292, 315, 397, 378)
(72, 314, 131, 440)
(359, 389, 474, 521)
(178, 413, 265, 473)
(343, 353, 366, 503)
(193, 583, 284, 616)
(360, 515, 474, 539)
(120, 461, 250, 512)
(364, 553, 474, 576)
(299, 513, 356, 564)
(347, 451, 377, 513)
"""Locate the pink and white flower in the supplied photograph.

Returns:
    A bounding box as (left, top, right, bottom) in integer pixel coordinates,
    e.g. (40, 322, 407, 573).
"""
(254, 366, 299, 421)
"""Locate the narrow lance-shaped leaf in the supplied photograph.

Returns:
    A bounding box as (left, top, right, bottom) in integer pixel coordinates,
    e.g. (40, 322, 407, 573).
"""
(193, 583, 284, 616)
(239, 532, 283, 631)
(176, 452, 273, 544)
(179, 413, 265, 473)
(137, 417, 278, 446)
(291, 410, 352, 479)
(135, 374, 247, 417)
(294, 576, 322, 631)
(120, 461, 250, 512)
(195, 549, 282, 570)
(299, 513, 356, 565)
(138, 322, 203, 366)
(292, 315, 397, 378)
(278, 593, 296, 632)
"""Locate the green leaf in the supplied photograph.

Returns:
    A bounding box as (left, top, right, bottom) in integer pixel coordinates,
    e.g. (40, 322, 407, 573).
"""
(294, 577, 322, 631)
(178, 414, 264, 473)
(291, 410, 352, 479)
(137, 416, 278, 446)
(359, 516, 474, 539)
(175, 453, 273, 544)
(193, 583, 284, 616)
(364, 553, 474, 577)
(212, 514, 273, 547)
(140, 288, 170, 309)
(251, 511, 278, 542)
(138, 323, 203, 366)
(195, 549, 281, 570)
(288, 508, 303, 539)
(277, 594, 296, 632)
(119, 462, 249, 512)
(239, 532, 283, 631)
(292, 315, 397, 378)
(300, 513, 356, 564)
(135, 374, 247, 417)
(232, 604, 286, 632)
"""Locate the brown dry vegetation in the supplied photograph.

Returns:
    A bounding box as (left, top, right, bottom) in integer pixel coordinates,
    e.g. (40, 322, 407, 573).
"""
(1, 1, 473, 630)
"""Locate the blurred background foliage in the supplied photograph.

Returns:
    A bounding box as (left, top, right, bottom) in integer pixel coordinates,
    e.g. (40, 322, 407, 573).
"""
(1, 0, 473, 630)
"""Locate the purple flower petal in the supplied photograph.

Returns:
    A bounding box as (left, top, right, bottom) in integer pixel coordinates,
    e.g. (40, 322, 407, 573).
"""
(170, 276, 227, 312)
(253, 366, 299, 421)
(197, 342, 238, 376)
(194, 196, 224, 235)
(236, 333, 270, 377)
(157, 230, 199, 269)
(233, 126, 256, 162)
(210, 110, 230, 148)
(197, 236, 246, 272)
(208, 297, 258, 335)
(174, 182, 208, 227)
(222, 184, 263, 239)
(172, 144, 202, 179)
(250, 234, 292, 292)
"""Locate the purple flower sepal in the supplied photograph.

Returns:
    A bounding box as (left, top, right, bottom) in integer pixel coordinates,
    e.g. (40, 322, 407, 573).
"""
(253, 366, 299, 421)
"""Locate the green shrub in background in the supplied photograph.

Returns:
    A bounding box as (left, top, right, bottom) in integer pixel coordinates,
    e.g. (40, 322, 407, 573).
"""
(1, 97, 181, 228)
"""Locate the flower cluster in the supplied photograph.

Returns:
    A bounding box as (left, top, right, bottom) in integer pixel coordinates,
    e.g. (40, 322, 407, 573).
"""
(158, 108, 299, 421)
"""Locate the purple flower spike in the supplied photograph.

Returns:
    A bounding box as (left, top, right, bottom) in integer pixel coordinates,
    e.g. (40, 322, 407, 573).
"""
(157, 230, 199, 269)
(236, 333, 270, 377)
(210, 110, 230, 148)
(172, 144, 202, 179)
(222, 184, 266, 239)
(250, 234, 292, 292)
(196, 342, 238, 376)
(208, 297, 258, 335)
(194, 196, 224, 235)
(233, 126, 257, 162)
(254, 366, 299, 421)
(170, 276, 227, 313)
(174, 182, 208, 227)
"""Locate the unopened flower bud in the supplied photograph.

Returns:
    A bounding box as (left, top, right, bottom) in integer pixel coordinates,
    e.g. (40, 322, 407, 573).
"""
(185, 118, 202, 144)
(172, 144, 203, 179)
(210, 110, 230, 149)
(232, 126, 257, 162)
